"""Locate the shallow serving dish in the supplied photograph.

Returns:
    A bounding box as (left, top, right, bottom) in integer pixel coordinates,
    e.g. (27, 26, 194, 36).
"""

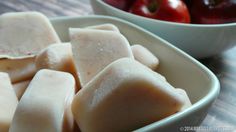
(50, 15, 220, 132)
(90, 0, 236, 58)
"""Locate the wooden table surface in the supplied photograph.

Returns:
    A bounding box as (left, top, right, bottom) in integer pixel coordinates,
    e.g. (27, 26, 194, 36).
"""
(1, 0, 236, 131)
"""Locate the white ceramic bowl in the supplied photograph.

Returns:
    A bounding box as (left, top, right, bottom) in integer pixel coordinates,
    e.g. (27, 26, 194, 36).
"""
(51, 15, 220, 131)
(90, 0, 236, 58)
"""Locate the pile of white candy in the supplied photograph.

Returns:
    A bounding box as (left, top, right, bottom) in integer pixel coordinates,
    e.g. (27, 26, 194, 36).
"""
(0, 12, 191, 132)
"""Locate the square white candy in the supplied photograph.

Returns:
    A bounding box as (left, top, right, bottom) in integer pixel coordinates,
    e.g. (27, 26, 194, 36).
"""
(70, 28, 133, 86)
(0, 12, 60, 58)
(0, 58, 36, 83)
(9, 69, 76, 132)
(131, 44, 159, 70)
(72, 58, 185, 132)
(35, 43, 80, 90)
(0, 72, 18, 132)
(86, 23, 120, 32)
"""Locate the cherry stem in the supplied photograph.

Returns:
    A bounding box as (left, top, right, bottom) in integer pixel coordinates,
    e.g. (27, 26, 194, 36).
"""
(148, 0, 158, 13)
(208, 0, 223, 5)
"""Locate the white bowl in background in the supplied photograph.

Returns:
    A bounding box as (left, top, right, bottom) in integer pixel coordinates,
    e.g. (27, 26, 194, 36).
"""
(51, 15, 220, 132)
(90, 0, 236, 58)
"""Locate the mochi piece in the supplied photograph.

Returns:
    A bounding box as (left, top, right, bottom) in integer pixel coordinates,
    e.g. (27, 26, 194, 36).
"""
(9, 69, 76, 132)
(0, 57, 36, 83)
(35, 43, 80, 90)
(0, 12, 60, 58)
(13, 80, 30, 100)
(131, 45, 159, 70)
(176, 88, 192, 111)
(86, 23, 120, 32)
(72, 58, 185, 132)
(70, 29, 134, 86)
(0, 73, 18, 132)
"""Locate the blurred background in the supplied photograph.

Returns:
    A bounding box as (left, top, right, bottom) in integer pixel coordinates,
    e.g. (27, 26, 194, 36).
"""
(0, 0, 92, 17)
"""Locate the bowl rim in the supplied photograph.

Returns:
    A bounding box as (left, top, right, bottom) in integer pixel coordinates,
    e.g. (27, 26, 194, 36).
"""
(94, 0, 236, 27)
(51, 15, 221, 131)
